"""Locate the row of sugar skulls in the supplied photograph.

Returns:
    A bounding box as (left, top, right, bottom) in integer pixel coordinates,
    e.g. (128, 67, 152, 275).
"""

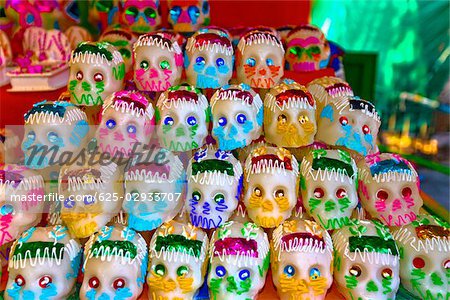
(4, 215, 449, 300)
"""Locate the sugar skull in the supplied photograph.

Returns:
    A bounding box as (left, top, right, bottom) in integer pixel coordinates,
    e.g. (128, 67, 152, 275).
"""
(133, 32, 183, 92)
(208, 221, 270, 300)
(0, 165, 45, 247)
(358, 153, 423, 226)
(271, 219, 333, 300)
(80, 225, 148, 300)
(236, 31, 285, 89)
(124, 148, 185, 231)
(156, 85, 210, 152)
(316, 96, 381, 156)
(285, 24, 330, 72)
(186, 146, 243, 229)
(391, 214, 449, 300)
(185, 31, 233, 89)
(332, 219, 400, 300)
(22, 100, 90, 169)
(120, 0, 161, 34)
(147, 220, 209, 299)
(264, 79, 317, 147)
(167, 0, 210, 33)
(243, 146, 299, 228)
(59, 156, 123, 238)
(100, 28, 137, 74)
(5, 225, 82, 299)
(96, 90, 155, 158)
(68, 41, 125, 106)
(210, 84, 263, 151)
(300, 149, 358, 230)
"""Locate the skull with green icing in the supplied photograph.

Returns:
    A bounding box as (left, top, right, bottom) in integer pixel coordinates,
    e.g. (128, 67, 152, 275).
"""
(99, 29, 137, 73)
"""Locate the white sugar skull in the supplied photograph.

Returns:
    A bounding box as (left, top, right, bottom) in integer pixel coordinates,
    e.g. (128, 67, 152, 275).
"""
(300, 149, 358, 230)
(80, 225, 148, 300)
(392, 214, 449, 300)
(69, 41, 125, 106)
(359, 153, 423, 226)
(285, 24, 330, 72)
(332, 219, 400, 300)
(167, 0, 210, 33)
(156, 85, 210, 152)
(243, 146, 299, 228)
(21, 101, 90, 169)
(185, 31, 234, 88)
(59, 156, 123, 238)
(208, 221, 270, 300)
(186, 146, 243, 229)
(316, 96, 381, 156)
(120, 0, 161, 34)
(124, 148, 185, 231)
(211, 84, 263, 151)
(264, 79, 317, 147)
(100, 28, 137, 74)
(133, 32, 183, 92)
(96, 90, 155, 158)
(147, 220, 209, 299)
(236, 31, 285, 89)
(5, 225, 82, 299)
(271, 219, 333, 300)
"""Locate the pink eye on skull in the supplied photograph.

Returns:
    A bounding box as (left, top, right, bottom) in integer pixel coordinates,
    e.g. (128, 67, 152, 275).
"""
(401, 187, 412, 198)
(313, 188, 324, 199)
(339, 116, 348, 126)
(94, 72, 104, 82)
(76, 71, 83, 80)
(362, 124, 370, 135)
(38, 275, 52, 288)
(113, 278, 126, 290)
(376, 190, 389, 201)
(336, 188, 347, 199)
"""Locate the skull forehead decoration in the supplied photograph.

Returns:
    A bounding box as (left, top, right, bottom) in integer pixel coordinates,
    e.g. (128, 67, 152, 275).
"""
(120, 0, 161, 34)
(332, 219, 400, 300)
(208, 221, 270, 300)
(211, 83, 263, 151)
(22, 100, 89, 169)
(100, 28, 137, 73)
(167, 0, 210, 33)
(300, 149, 358, 230)
(133, 32, 183, 92)
(59, 157, 123, 238)
(97, 90, 155, 158)
(271, 219, 333, 300)
(186, 146, 243, 229)
(243, 146, 299, 228)
(316, 96, 381, 156)
(80, 225, 148, 300)
(185, 31, 234, 88)
(69, 41, 125, 106)
(0, 165, 45, 247)
(285, 24, 330, 72)
(237, 31, 285, 89)
(391, 214, 449, 300)
(264, 79, 317, 147)
(6, 225, 82, 300)
(65, 26, 93, 50)
(124, 149, 185, 231)
(359, 152, 423, 226)
(156, 85, 210, 152)
(147, 220, 209, 299)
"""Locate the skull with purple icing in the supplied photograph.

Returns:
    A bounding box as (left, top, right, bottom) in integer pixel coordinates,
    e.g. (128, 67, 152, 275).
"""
(208, 221, 270, 300)
(167, 0, 210, 33)
(210, 83, 263, 151)
(271, 219, 334, 300)
(120, 0, 161, 34)
(100, 28, 137, 74)
(358, 152, 423, 226)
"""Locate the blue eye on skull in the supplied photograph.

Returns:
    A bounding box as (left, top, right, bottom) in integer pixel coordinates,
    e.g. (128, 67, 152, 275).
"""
(170, 6, 181, 19)
(266, 58, 274, 66)
(64, 198, 75, 209)
(188, 5, 200, 22)
(0, 204, 14, 215)
(127, 125, 137, 134)
(187, 116, 197, 126)
(246, 58, 256, 67)
(27, 131, 36, 141)
(284, 265, 295, 277)
(83, 195, 95, 205)
(106, 119, 116, 129)
(310, 267, 321, 279)
(238, 269, 250, 281)
(164, 116, 174, 126)
(236, 113, 247, 124)
(216, 58, 225, 67)
(218, 117, 227, 126)
(192, 191, 201, 201)
(47, 132, 59, 144)
(215, 265, 226, 277)
(196, 56, 206, 65)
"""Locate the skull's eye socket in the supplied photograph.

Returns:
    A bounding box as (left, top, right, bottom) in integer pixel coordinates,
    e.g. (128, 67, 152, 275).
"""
(38, 275, 52, 288)
(192, 191, 201, 201)
(309, 267, 321, 280)
(216, 58, 225, 67)
(154, 264, 166, 276)
(381, 268, 393, 279)
(236, 113, 247, 124)
(339, 116, 349, 126)
(202, 1, 209, 13)
(336, 188, 347, 199)
(127, 125, 137, 134)
(401, 187, 412, 198)
(444, 259, 450, 269)
(349, 265, 362, 277)
(106, 118, 116, 129)
(266, 58, 274, 66)
(163, 116, 174, 126)
(289, 46, 301, 56)
(140, 60, 149, 70)
(218, 117, 227, 126)
(195, 56, 205, 65)
(188, 5, 200, 20)
(214, 193, 225, 204)
(313, 188, 324, 199)
(113, 278, 126, 290)
(238, 269, 250, 281)
(83, 195, 95, 205)
(177, 265, 189, 277)
(76, 71, 83, 80)
(413, 257, 425, 269)
(278, 114, 287, 123)
(275, 189, 285, 198)
(253, 187, 262, 197)
(187, 116, 197, 126)
(144, 7, 156, 19)
(169, 6, 181, 19)
(283, 265, 295, 277)
(1, 204, 14, 215)
(47, 131, 59, 144)
(125, 6, 139, 18)
(299, 115, 309, 124)
(160, 60, 170, 70)
(88, 277, 100, 289)
(376, 190, 389, 201)
(27, 131, 36, 140)
(362, 124, 370, 135)
(93, 72, 104, 82)
(245, 58, 256, 67)
(215, 265, 226, 277)
(14, 275, 25, 286)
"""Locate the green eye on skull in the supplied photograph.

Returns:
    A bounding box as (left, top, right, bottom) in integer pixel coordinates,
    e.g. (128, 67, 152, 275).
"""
(154, 264, 166, 276)
(177, 265, 189, 277)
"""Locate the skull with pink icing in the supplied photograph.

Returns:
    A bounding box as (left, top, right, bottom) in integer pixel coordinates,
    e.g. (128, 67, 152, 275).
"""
(133, 32, 183, 92)
(120, 0, 161, 34)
